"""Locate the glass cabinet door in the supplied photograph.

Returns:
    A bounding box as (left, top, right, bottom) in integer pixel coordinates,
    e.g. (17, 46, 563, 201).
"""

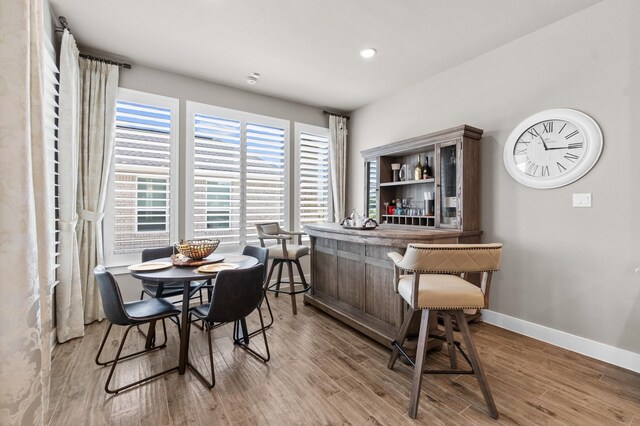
(365, 160, 378, 219)
(439, 143, 459, 228)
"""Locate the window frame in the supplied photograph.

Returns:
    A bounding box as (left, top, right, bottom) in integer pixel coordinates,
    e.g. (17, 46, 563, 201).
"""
(294, 123, 331, 236)
(185, 101, 290, 252)
(103, 88, 180, 267)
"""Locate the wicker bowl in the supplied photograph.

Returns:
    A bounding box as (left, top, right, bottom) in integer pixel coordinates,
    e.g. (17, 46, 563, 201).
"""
(175, 239, 220, 260)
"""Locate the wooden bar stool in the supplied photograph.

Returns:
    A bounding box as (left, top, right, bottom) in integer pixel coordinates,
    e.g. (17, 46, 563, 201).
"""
(255, 222, 310, 314)
(387, 243, 503, 419)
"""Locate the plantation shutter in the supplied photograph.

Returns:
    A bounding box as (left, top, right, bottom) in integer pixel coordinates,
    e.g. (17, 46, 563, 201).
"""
(43, 37, 60, 287)
(367, 161, 377, 218)
(192, 114, 241, 246)
(245, 123, 286, 244)
(113, 100, 173, 253)
(298, 131, 330, 231)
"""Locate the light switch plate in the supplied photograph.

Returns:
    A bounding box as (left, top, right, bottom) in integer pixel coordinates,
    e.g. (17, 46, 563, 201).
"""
(573, 193, 592, 208)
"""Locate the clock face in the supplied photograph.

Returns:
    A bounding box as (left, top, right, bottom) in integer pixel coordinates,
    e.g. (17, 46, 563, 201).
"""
(504, 109, 603, 189)
(513, 120, 585, 179)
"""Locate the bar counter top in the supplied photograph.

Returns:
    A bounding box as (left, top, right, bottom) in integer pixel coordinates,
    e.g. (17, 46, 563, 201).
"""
(304, 223, 483, 249)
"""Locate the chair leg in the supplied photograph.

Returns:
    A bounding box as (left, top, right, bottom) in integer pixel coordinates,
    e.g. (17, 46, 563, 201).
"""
(97, 320, 168, 367)
(454, 310, 498, 419)
(388, 306, 415, 369)
(293, 259, 309, 290)
(275, 261, 284, 297)
(186, 316, 216, 389)
(408, 309, 430, 419)
(443, 312, 458, 369)
(103, 322, 178, 394)
(247, 290, 274, 339)
(286, 260, 297, 315)
(235, 306, 270, 363)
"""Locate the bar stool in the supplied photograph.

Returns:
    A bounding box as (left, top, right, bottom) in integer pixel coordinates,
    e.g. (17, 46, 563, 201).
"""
(255, 222, 309, 314)
(387, 243, 503, 419)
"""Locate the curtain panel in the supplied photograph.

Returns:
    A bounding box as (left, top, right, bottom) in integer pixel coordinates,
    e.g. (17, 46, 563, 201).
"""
(0, 0, 54, 423)
(76, 58, 119, 323)
(328, 115, 347, 222)
(55, 29, 85, 342)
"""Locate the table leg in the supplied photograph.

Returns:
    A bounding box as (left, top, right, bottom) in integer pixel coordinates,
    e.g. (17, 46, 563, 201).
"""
(234, 319, 249, 344)
(178, 281, 190, 374)
(144, 320, 157, 349)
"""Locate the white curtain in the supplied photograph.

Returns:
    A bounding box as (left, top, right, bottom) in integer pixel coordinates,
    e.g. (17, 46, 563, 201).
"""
(55, 29, 85, 342)
(329, 115, 347, 222)
(0, 0, 54, 423)
(76, 58, 119, 323)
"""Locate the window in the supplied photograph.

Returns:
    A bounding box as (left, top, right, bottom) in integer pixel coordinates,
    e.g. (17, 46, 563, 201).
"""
(186, 102, 288, 249)
(295, 124, 330, 232)
(104, 89, 179, 266)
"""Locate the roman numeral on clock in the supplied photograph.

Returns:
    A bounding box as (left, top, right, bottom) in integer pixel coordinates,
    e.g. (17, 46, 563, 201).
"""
(558, 123, 567, 134)
(542, 165, 550, 176)
(557, 162, 567, 172)
(568, 142, 583, 149)
(526, 161, 538, 176)
(526, 128, 539, 138)
(542, 122, 553, 133)
(515, 148, 527, 155)
(565, 130, 579, 139)
(564, 152, 579, 162)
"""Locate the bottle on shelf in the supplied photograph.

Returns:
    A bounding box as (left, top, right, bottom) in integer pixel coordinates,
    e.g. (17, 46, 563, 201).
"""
(423, 156, 432, 179)
(388, 199, 396, 215)
(414, 155, 423, 181)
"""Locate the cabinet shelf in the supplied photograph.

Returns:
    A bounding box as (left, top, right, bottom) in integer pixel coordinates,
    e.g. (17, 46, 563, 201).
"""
(362, 124, 482, 231)
(379, 178, 434, 187)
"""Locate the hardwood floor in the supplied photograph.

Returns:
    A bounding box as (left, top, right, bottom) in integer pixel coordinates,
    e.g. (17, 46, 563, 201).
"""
(47, 295, 640, 425)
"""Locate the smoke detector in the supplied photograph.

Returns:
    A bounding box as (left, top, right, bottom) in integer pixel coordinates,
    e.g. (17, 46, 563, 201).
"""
(247, 72, 261, 85)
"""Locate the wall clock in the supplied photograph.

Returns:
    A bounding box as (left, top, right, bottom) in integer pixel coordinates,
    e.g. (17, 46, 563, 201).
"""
(503, 109, 603, 189)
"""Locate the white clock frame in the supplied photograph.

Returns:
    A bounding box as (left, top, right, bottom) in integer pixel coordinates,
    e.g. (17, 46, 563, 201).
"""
(503, 109, 603, 189)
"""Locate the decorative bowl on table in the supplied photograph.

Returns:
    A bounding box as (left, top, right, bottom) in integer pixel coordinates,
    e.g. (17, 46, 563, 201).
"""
(175, 239, 220, 260)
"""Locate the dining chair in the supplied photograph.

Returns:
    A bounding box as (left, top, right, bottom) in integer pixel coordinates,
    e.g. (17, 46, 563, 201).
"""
(187, 264, 270, 388)
(255, 222, 309, 314)
(387, 243, 503, 419)
(242, 245, 274, 336)
(93, 265, 181, 394)
(140, 246, 204, 304)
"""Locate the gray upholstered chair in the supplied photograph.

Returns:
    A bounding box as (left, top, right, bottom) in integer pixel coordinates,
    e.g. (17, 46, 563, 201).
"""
(242, 245, 274, 334)
(387, 243, 503, 419)
(187, 264, 270, 388)
(255, 222, 309, 314)
(93, 265, 180, 394)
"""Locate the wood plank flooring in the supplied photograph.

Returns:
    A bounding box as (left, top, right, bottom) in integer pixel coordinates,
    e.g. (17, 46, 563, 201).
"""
(47, 295, 640, 425)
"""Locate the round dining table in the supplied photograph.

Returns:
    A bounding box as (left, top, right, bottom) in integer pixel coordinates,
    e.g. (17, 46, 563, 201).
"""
(130, 253, 258, 374)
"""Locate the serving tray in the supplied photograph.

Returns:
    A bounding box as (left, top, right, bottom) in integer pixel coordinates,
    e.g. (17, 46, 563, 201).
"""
(171, 253, 225, 267)
(341, 225, 378, 230)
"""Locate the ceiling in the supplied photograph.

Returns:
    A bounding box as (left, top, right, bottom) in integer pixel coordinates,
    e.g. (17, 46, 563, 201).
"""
(49, 0, 602, 111)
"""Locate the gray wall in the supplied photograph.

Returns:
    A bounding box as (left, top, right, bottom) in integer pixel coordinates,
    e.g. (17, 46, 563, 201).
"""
(115, 65, 323, 300)
(347, 0, 640, 353)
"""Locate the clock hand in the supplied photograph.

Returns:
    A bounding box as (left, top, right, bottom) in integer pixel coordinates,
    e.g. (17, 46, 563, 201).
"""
(539, 134, 549, 151)
(546, 146, 570, 150)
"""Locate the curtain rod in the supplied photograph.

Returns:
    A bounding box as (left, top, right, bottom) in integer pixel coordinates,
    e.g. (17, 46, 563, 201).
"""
(55, 16, 132, 70)
(323, 110, 350, 120)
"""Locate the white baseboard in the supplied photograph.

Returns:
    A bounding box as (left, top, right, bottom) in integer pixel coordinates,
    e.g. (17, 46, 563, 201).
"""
(481, 310, 640, 373)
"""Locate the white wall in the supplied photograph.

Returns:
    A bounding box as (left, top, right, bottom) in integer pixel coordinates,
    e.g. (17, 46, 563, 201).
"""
(347, 0, 640, 353)
(114, 65, 323, 300)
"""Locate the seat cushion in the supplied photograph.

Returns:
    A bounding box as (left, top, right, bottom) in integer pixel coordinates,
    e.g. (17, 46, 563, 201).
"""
(268, 244, 309, 260)
(124, 298, 181, 322)
(191, 303, 210, 320)
(397, 274, 485, 310)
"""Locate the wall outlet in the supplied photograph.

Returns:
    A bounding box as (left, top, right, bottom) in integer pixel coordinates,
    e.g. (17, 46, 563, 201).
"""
(572, 193, 592, 208)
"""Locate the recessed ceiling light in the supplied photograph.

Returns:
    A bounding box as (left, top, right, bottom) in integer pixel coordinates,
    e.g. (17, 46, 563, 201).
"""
(359, 48, 377, 58)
